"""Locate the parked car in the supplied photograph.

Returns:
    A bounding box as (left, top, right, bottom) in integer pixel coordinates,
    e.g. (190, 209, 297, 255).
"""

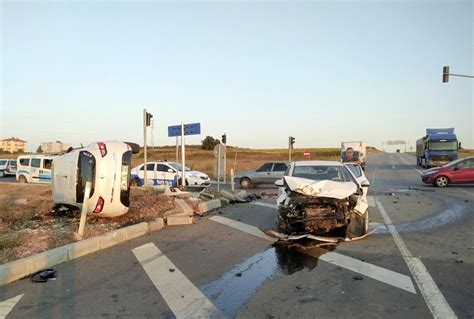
(344, 162, 370, 195)
(274, 161, 369, 237)
(131, 161, 211, 189)
(421, 156, 474, 187)
(235, 162, 288, 189)
(16, 155, 54, 183)
(52, 141, 136, 217)
(0, 159, 17, 177)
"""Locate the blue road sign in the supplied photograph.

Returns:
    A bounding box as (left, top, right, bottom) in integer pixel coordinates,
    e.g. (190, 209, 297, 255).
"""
(168, 123, 201, 137)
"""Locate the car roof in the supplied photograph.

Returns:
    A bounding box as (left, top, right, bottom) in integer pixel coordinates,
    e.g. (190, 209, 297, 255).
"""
(293, 160, 344, 167)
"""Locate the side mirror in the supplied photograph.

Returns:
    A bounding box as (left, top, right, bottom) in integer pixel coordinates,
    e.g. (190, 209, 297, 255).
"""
(361, 180, 370, 187)
(453, 166, 460, 171)
(275, 179, 284, 187)
(168, 169, 175, 173)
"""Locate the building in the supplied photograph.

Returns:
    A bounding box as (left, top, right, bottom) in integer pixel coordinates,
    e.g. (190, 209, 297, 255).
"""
(41, 141, 71, 153)
(1, 137, 28, 153)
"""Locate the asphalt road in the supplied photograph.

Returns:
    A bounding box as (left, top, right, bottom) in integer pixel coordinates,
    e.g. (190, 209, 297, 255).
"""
(1, 153, 472, 318)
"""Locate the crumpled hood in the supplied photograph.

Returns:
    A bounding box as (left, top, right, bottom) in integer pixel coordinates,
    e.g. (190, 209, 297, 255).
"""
(284, 176, 358, 200)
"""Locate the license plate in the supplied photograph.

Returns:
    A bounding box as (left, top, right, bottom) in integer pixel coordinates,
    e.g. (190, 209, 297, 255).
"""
(121, 165, 129, 190)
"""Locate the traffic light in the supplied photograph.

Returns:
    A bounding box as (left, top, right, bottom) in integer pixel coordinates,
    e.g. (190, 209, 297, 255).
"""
(443, 66, 449, 83)
(145, 112, 153, 127)
(289, 136, 295, 147)
(222, 134, 227, 144)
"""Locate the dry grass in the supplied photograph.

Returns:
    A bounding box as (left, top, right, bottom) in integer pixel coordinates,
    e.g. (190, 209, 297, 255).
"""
(0, 184, 175, 264)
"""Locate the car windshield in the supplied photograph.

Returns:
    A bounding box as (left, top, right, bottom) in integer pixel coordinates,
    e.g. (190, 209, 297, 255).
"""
(346, 164, 362, 177)
(428, 141, 458, 151)
(76, 151, 96, 203)
(292, 165, 355, 183)
(169, 163, 191, 171)
(0, 160, 6, 165)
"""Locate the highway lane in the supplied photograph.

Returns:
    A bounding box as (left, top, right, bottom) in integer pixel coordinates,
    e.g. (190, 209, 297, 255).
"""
(0, 152, 472, 318)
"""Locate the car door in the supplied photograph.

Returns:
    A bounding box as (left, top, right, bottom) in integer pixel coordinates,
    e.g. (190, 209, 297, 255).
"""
(30, 158, 41, 183)
(253, 163, 274, 184)
(138, 163, 156, 184)
(156, 164, 176, 186)
(269, 163, 288, 183)
(451, 159, 474, 183)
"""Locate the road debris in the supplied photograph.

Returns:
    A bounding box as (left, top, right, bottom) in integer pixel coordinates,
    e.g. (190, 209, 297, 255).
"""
(353, 276, 364, 281)
(30, 269, 57, 283)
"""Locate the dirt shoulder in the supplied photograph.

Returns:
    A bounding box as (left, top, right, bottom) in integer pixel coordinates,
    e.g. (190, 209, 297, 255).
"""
(0, 184, 174, 264)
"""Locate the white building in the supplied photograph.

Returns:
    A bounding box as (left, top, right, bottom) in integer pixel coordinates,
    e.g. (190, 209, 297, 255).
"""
(41, 141, 71, 153)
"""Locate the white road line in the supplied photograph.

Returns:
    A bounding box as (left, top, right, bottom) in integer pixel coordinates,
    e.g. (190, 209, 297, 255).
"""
(367, 196, 376, 207)
(0, 294, 23, 318)
(375, 198, 457, 319)
(210, 215, 277, 242)
(132, 243, 224, 319)
(211, 216, 415, 294)
(251, 202, 278, 209)
(319, 252, 416, 294)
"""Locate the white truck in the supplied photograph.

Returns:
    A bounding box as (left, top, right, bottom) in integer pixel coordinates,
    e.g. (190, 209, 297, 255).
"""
(0, 159, 17, 177)
(341, 141, 367, 170)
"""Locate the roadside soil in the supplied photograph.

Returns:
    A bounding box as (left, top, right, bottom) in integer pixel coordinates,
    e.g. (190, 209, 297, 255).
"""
(0, 184, 175, 264)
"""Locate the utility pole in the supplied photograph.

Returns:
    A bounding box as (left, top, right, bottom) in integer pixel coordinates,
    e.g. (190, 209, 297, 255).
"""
(175, 136, 179, 164)
(222, 133, 227, 183)
(181, 122, 186, 187)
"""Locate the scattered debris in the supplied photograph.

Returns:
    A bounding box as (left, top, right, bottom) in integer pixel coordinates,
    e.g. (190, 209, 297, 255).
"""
(169, 269, 175, 273)
(31, 269, 57, 283)
(15, 199, 28, 206)
(353, 276, 364, 281)
(235, 273, 242, 278)
(451, 252, 459, 255)
(455, 260, 464, 264)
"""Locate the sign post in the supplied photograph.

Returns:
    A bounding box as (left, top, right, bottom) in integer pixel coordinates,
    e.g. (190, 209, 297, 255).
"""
(143, 109, 148, 186)
(168, 122, 201, 188)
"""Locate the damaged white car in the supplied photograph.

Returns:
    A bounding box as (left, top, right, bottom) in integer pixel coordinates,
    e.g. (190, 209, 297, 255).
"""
(274, 161, 370, 239)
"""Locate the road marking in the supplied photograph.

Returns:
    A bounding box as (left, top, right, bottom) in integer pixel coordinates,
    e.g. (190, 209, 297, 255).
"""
(0, 294, 24, 318)
(211, 216, 415, 294)
(367, 196, 376, 207)
(210, 215, 277, 242)
(319, 252, 416, 294)
(132, 243, 224, 319)
(251, 202, 278, 209)
(375, 198, 457, 319)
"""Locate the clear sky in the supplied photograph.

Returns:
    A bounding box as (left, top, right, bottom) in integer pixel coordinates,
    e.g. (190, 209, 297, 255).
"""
(1, 0, 473, 151)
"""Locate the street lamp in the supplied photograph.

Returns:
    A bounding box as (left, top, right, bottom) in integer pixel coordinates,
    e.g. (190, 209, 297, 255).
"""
(442, 66, 474, 83)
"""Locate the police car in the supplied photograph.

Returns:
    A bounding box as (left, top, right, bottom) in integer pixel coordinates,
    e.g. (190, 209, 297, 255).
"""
(131, 161, 211, 189)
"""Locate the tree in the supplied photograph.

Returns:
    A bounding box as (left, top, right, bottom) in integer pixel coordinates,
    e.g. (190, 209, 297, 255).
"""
(201, 136, 220, 150)
(36, 146, 43, 153)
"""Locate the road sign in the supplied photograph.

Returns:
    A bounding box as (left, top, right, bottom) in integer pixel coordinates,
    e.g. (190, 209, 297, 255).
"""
(168, 123, 201, 137)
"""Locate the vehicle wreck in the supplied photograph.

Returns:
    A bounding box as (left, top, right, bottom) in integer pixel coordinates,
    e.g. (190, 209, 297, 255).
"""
(275, 169, 370, 240)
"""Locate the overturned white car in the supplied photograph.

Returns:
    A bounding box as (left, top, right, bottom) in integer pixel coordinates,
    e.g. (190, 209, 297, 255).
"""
(275, 161, 370, 238)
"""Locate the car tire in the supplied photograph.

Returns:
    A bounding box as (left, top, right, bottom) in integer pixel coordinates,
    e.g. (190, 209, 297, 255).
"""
(131, 178, 142, 186)
(435, 176, 449, 188)
(0, 171, 4, 178)
(239, 178, 252, 189)
(177, 178, 189, 187)
(275, 208, 291, 234)
(18, 175, 28, 183)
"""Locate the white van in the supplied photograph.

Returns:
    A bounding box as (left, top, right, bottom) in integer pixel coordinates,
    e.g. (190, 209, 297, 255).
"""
(52, 141, 137, 217)
(16, 155, 55, 183)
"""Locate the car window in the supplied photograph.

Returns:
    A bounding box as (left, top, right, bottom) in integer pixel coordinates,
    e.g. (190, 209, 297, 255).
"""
(43, 159, 53, 169)
(140, 164, 156, 171)
(273, 163, 288, 172)
(11, 160, 17, 167)
(346, 164, 362, 178)
(0, 160, 6, 165)
(77, 151, 96, 203)
(257, 163, 273, 172)
(31, 159, 41, 168)
(459, 159, 474, 169)
(156, 164, 171, 172)
(292, 165, 355, 183)
(19, 158, 30, 166)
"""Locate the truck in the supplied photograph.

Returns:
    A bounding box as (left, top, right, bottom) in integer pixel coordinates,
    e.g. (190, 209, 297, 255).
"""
(341, 141, 367, 170)
(416, 128, 460, 168)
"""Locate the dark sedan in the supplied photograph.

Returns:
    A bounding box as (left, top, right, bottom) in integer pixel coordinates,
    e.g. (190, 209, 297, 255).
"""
(421, 156, 474, 187)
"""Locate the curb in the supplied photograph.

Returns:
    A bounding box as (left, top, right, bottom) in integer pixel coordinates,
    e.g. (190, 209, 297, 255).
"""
(0, 198, 223, 286)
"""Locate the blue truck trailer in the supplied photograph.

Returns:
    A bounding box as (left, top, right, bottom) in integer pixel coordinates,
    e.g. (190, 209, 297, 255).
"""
(416, 128, 460, 168)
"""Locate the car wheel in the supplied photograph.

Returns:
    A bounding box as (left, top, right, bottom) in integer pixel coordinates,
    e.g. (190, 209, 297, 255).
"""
(275, 208, 291, 234)
(362, 210, 369, 235)
(0, 171, 4, 178)
(435, 176, 449, 188)
(240, 178, 252, 189)
(18, 175, 28, 183)
(177, 178, 189, 187)
(131, 178, 142, 186)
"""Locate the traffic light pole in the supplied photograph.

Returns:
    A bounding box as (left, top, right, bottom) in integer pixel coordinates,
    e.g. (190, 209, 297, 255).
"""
(288, 137, 292, 162)
(143, 108, 148, 187)
(443, 66, 474, 82)
(223, 133, 227, 183)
